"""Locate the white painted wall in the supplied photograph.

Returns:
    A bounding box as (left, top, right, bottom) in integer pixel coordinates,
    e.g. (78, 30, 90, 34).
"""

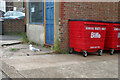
(0, 0, 6, 12)
(27, 24, 44, 44)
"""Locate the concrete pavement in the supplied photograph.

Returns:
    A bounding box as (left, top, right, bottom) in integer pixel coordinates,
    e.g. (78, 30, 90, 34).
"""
(0, 35, 52, 57)
(0, 35, 119, 78)
(1, 43, 53, 58)
(0, 35, 22, 46)
(0, 35, 22, 40)
(1, 53, 118, 78)
(0, 35, 23, 79)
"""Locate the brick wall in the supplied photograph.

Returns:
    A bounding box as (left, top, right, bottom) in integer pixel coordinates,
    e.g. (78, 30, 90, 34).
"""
(59, 2, 119, 51)
(3, 19, 25, 33)
(118, 1, 120, 22)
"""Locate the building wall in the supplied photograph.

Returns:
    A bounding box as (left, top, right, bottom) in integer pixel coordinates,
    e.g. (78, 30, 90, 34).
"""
(27, 24, 44, 44)
(54, 2, 60, 42)
(25, 2, 119, 48)
(59, 2, 119, 51)
(26, 2, 44, 44)
(3, 19, 25, 33)
(118, 1, 120, 22)
(0, 0, 6, 12)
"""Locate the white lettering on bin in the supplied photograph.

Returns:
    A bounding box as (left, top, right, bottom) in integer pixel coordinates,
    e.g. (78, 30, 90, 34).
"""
(86, 27, 94, 30)
(117, 45, 120, 47)
(86, 27, 106, 30)
(91, 32, 101, 38)
(118, 33, 120, 38)
(102, 28, 106, 30)
(115, 28, 120, 31)
(114, 28, 118, 31)
(95, 27, 101, 30)
(90, 46, 100, 49)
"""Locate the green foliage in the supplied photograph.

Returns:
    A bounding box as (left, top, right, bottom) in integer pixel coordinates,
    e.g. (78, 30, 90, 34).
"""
(10, 48, 19, 51)
(61, 50, 68, 54)
(41, 44, 44, 47)
(51, 39, 68, 54)
(29, 41, 36, 45)
(21, 33, 29, 43)
(51, 39, 61, 53)
(11, 48, 17, 51)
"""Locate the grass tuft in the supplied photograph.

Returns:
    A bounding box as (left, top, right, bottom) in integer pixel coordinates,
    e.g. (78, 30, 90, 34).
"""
(51, 39, 68, 54)
(10, 48, 19, 51)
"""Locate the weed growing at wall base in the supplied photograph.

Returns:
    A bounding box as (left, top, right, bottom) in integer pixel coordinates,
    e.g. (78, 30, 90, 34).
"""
(21, 33, 29, 43)
(51, 39, 68, 54)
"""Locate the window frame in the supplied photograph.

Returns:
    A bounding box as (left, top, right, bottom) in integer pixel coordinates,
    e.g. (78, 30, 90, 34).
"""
(29, 1, 44, 24)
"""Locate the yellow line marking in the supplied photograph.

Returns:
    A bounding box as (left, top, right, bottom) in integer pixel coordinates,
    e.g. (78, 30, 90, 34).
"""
(54, 0, 55, 45)
(44, 0, 46, 44)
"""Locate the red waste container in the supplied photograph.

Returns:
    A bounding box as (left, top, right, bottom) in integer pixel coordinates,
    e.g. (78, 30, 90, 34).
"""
(104, 23, 120, 55)
(69, 20, 107, 57)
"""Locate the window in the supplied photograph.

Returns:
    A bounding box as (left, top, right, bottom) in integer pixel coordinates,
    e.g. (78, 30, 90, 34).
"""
(29, 2, 43, 24)
(23, 2, 25, 8)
